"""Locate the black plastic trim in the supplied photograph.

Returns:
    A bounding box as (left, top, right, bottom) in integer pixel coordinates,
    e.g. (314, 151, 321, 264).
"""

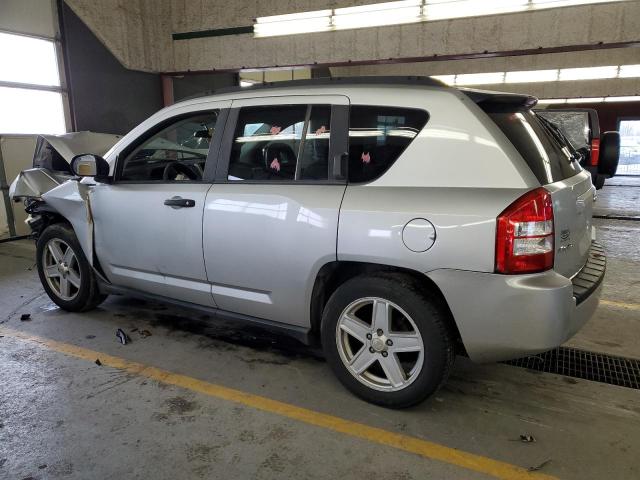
(173, 26, 253, 40)
(572, 241, 606, 305)
(98, 283, 312, 344)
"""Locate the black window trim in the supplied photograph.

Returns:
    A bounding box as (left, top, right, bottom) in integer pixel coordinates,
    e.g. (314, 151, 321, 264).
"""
(113, 108, 229, 185)
(214, 103, 349, 185)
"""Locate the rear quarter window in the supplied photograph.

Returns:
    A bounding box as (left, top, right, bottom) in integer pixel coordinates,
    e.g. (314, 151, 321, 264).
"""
(348, 106, 428, 183)
(488, 110, 582, 184)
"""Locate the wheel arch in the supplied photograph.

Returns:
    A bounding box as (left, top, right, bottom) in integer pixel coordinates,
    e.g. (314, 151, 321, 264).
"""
(309, 261, 465, 354)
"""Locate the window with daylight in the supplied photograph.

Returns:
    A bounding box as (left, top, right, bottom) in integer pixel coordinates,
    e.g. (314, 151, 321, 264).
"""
(0, 32, 66, 135)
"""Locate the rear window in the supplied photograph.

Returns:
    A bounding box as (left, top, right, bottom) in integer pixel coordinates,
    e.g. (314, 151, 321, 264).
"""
(489, 110, 582, 184)
(348, 106, 428, 183)
(535, 110, 591, 150)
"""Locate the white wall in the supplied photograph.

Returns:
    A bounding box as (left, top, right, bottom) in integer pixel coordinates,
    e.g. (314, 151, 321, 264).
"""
(0, 0, 56, 38)
(0, 0, 60, 237)
(0, 136, 38, 237)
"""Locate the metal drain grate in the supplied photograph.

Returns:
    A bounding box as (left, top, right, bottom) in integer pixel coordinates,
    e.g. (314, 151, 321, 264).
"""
(505, 347, 640, 389)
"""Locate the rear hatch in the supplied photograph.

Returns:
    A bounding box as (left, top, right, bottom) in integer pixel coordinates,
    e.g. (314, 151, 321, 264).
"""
(487, 108, 594, 278)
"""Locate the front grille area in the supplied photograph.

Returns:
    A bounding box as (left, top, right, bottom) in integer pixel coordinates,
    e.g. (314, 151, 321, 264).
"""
(505, 347, 640, 389)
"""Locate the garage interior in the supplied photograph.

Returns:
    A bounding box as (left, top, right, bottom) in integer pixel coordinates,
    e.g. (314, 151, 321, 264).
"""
(1, 0, 639, 479)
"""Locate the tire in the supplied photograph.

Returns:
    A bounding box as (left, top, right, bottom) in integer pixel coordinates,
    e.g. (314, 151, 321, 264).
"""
(36, 223, 107, 312)
(598, 131, 620, 178)
(321, 273, 455, 408)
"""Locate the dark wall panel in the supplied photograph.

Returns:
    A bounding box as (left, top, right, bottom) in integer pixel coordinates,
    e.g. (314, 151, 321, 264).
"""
(172, 73, 238, 102)
(60, 2, 162, 135)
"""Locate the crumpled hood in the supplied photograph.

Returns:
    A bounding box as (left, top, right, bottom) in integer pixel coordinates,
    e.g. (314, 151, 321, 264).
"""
(10, 131, 122, 201)
(33, 131, 122, 172)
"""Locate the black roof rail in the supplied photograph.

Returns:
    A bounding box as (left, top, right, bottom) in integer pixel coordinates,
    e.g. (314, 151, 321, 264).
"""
(181, 75, 447, 101)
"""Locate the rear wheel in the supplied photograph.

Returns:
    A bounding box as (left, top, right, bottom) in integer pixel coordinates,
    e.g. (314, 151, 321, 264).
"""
(321, 273, 455, 408)
(36, 223, 107, 312)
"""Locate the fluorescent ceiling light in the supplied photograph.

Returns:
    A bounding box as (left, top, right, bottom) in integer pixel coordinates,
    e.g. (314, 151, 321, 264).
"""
(504, 69, 559, 83)
(455, 72, 505, 85)
(254, 16, 331, 36)
(425, 0, 528, 21)
(531, 0, 620, 7)
(537, 98, 567, 104)
(618, 64, 640, 78)
(539, 96, 640, 104)
(559, 66, 618, 81)
(255, 9, 331, 24)
(430, 74, 455, 85)
(335, 0, 421, 15)
(604, 96, 640, 102)
(565, 97, 605, 103)
(333, 2, 422, 29)
(254, 0, 628, 37)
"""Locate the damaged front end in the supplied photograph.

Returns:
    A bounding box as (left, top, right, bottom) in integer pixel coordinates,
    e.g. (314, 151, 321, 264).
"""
(9, 131, 120, 261)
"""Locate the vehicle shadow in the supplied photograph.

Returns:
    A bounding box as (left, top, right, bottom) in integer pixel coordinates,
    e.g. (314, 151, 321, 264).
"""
(104, 295, 325, 362)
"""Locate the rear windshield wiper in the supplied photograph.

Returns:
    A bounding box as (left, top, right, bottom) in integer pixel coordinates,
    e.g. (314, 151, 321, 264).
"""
(535, 114, 583, 164)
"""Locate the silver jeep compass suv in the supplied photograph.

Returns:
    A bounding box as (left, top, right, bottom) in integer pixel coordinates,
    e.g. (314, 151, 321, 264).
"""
(11, 77, 605, 408)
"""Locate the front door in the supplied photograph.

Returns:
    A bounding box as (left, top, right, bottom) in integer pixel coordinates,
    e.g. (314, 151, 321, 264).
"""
(92, 102, 230, 306)
(203, 96, 349, 327)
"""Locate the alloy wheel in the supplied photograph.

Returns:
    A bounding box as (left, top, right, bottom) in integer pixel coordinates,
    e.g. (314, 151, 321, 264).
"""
(42, 238, 81, 301)
(335, 297, 425, 392)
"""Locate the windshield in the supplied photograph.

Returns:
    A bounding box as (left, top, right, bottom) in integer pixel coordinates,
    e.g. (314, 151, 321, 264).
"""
(488, 110, 583, 184)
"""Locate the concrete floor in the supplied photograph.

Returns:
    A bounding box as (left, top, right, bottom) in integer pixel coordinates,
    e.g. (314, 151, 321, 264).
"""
(1, 179, 639, 479)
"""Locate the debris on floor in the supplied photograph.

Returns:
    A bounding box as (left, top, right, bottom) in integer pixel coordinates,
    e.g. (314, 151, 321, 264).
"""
(85, 335, 96, 339)
(115, 328, 130, 345)
(138, 329, 152, 338)
(95, 359, 102, 366)
(20, 313, 31, 321)
(519, 434, 536, 443)
(528, 459, 551, 472)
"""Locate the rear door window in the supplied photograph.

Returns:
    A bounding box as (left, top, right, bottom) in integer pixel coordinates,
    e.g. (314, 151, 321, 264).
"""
(488, 110, 582, 184)
(348, 106, 429, 183)
(228, 104, 331, 181)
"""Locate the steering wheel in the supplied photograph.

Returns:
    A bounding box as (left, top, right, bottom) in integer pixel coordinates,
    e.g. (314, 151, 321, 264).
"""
(162, 161, 201, 180)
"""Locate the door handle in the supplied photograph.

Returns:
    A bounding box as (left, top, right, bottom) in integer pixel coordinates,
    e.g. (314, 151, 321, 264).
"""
(164, 196, 195, 208)
(332, 152, 348, 179)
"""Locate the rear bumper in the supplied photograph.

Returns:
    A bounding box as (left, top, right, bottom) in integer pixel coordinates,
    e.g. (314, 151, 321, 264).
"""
(428, 242, 606, 362)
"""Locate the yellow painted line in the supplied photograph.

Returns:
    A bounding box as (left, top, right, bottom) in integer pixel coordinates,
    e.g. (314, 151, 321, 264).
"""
(600, 300, 640, 311)
(0, 326, 557, 480)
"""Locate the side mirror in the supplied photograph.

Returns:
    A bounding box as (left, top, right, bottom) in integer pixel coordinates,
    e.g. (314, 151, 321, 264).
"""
(70, 154, 111, 183)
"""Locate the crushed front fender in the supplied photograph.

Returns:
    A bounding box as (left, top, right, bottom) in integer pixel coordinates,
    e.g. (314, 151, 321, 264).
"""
(41, 181, 94, 266)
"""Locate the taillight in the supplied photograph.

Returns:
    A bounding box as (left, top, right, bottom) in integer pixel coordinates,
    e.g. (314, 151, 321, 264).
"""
(495, 188, 554, 274)
(590, 138, 600, 166)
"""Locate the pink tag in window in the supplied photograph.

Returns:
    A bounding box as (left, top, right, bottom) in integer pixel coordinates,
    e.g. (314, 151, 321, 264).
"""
(270, 158, 281, 172)
(270, 126, 282, 135)
(361, 152, 371, 164)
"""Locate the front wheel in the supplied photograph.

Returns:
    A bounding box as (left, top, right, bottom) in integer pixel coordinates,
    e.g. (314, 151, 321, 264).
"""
(321, 274, 455, 408)
(36, 223, 107, 312)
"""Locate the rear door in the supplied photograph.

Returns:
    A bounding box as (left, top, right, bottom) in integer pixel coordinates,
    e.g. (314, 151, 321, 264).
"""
(488, 110, 594, 277)
(202, 95, 349, 327)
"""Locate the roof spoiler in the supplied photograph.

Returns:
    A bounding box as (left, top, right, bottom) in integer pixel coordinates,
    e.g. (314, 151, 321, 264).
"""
(461, 88, 538, 112)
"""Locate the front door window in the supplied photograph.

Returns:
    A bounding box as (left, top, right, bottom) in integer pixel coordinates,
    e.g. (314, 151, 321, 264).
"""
(119, 112, 218, 182)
